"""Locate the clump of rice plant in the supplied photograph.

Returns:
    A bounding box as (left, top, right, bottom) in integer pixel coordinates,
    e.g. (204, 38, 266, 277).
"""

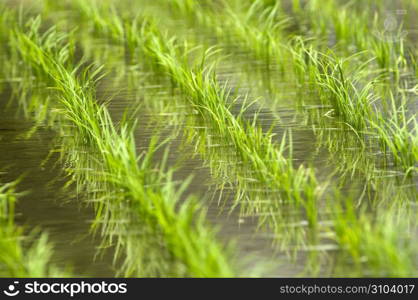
(290, 39, 418, 174)
(329, 195, 417, 277)
(168, 0, 289, 70)
(160, 0, 417, 176)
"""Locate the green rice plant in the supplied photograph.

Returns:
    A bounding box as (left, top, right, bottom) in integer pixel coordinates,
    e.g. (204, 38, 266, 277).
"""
(160, 0, 414, 155)
(73, 0, 124, 43)
(330, 195, 417, 277)
(222, 0, 289, 63)
(303, 110, 417, 276)
(290, 39, 379, 131)
(152, 2, 418, 272)
(290, 39, 418, 174)
(136, 1, 414, 122)
(0, 179, 66, 277)
(410, 51, 418, 83)
(34, 0, 418, 276)
(313, 111, 417, 205)
(250, 0, 411, 94)
(6, 16, 235, 277)
(156, 0, 417, 275)
(142, 37, 322, 253)
(371, 93, 418, 174)
(155, 0, 416, 176)
(142, 31, 318, 211)
(0, 6, 13, 43)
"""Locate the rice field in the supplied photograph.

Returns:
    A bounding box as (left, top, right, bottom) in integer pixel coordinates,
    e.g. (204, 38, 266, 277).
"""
(0, 0, 417, 277)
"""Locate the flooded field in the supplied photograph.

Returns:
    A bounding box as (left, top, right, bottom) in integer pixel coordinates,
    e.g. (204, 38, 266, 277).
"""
(0, 0, 417, 277)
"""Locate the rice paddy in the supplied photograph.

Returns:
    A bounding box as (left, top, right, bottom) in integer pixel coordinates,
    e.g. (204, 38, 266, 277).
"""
(0, 0, 417, 277)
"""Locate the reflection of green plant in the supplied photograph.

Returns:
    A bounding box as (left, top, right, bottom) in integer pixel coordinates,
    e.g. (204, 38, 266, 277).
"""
(280, 0, 407, 72)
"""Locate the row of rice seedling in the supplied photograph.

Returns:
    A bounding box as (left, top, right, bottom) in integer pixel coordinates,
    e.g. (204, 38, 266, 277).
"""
(308, 128, 415, 276)
(2, 14, 235, 277)
(39, 9, 320, 277)
(164, 0, 404, 82)
(246, 0, 409, 76)
(68, 0, 325, 253)
(0, 179, 65, 277)
(168, 0, 290, 72)
(290, 41, 418, 174)
(307, 92, 417, 275)
(0, 5, 66, 278)
(327, 193, 417, 277)
(250, 0, 418, 173)
(302, 1, 407, 70)
(137, 33, 322, 251)
(266, 1, 417, 275)
(290, 42, 378, 131)
(308, 105, 417, 276)
(261, 18, 417, 278)
(157, 2, 369, 123)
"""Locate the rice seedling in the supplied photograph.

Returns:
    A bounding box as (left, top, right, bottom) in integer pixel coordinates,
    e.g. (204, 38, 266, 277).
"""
(4, 15, 235, 277)
(308, 115, 418, 277)
(160, 0, 417, 272)
(167, 0, 290, 70)
(172, 0, 406, 76)
(68, 1, 327, 253)
(371, 93, 418, 174)
(201, 0, 413, 129)
(144, 31, 322, 240)
(0, 178, 66, 277)
(159, 0, 415, 165)
(290, 39, 418, 174)
(268, 0, 408, 73)
(290, 40, 380, 131)
(329, 194, 417, 277)
(157, 0, 417, 177)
